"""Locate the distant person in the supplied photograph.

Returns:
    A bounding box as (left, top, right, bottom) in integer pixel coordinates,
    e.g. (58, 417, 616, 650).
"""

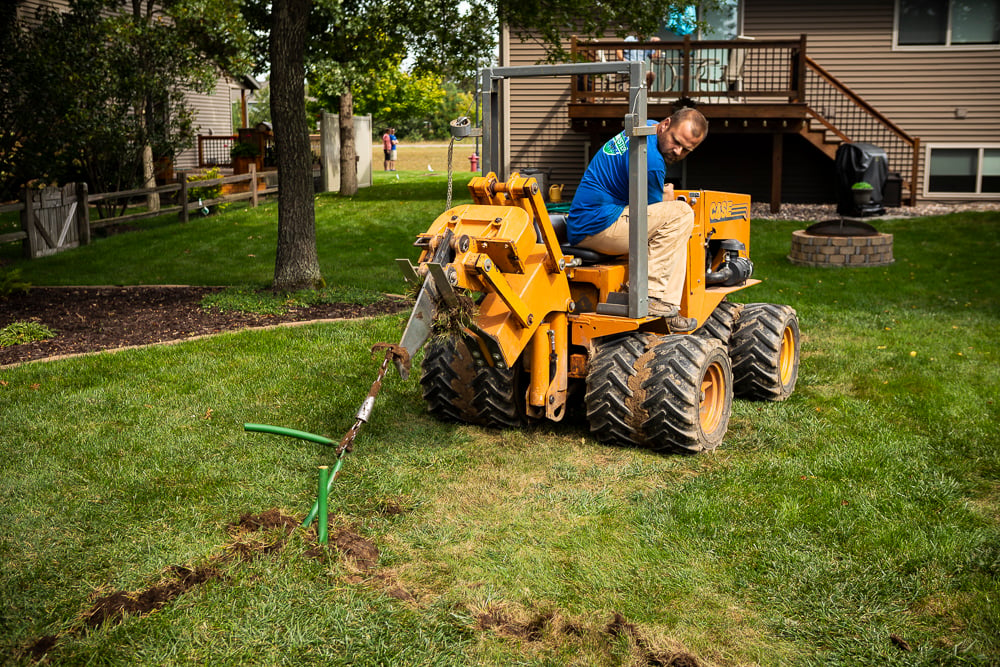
(389, 128, 398, 171)
(381, 129, 392, 171)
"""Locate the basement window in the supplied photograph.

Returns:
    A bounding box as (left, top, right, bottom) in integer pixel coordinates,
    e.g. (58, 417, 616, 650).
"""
(925, 146, 1000, 196)
(896, 0, 1000, 48)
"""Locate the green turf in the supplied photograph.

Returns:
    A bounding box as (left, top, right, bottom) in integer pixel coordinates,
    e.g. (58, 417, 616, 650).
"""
(1, 185, 998, 665)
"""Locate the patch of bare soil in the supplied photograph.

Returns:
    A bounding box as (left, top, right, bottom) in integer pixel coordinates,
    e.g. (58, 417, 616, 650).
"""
(25, 508, 304, 662)
(1, 286, 411, 366)
(607, 612, 703, 667)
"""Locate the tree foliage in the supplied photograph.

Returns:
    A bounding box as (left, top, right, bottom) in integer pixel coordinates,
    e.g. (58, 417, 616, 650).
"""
(248, 0, 717, 289)
(0, 0, 251, 204)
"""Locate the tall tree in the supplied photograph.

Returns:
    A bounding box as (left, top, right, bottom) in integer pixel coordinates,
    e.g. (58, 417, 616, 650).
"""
(259, 0, 716, 290)
(270, 0, 322, 290)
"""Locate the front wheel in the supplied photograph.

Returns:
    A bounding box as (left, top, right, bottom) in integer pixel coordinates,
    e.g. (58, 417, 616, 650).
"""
(730, 303, 800, 401)
(641, 336, 733, 454)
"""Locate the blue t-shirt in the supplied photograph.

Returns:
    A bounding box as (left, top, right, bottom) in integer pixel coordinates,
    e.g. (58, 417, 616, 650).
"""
(567, 121, 666, 245)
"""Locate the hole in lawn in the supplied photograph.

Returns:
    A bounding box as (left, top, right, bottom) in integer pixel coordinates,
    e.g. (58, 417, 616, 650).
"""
(304, 526, 380, 571)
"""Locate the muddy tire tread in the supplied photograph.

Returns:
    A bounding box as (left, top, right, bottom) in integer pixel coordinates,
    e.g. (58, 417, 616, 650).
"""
(585, 333, 654, 448)
(730, 303, 800, 401)
(641, 336, 732, 454)
(420, 337, 481, 423)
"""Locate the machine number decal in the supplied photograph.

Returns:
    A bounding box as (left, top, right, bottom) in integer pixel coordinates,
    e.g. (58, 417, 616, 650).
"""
(709, 200, 749, 224)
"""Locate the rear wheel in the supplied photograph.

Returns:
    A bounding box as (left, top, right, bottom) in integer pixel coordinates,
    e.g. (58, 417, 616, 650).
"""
(730, 303, 800, 401)
(585, 333, 733, 453)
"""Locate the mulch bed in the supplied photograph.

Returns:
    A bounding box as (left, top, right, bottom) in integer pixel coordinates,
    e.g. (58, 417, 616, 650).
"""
(1, 286, 411, 366)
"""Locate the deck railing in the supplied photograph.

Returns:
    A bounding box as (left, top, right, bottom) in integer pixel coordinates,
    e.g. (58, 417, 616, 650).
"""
(570, 35, 919, 204)
(197, 133, 321, 169)
(802, 57, 919, 205)
(570, 35, 806, 103)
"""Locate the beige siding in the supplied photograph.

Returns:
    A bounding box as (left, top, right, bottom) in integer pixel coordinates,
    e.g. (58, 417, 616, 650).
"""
(16, 0, 74, 26)
(16, 0, 242, 175)
(503, 1, 1000, 203)
(505, 36, 593, 200)
(175, 79, 238, 171)
(743, 0, 1000, 199)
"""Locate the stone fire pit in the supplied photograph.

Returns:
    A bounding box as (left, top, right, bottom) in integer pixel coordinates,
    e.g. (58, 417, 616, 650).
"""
(788, 219, 894, 267)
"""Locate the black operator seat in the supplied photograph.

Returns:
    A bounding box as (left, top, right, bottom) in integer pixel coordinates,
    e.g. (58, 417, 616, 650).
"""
(544, 214, 619, 265)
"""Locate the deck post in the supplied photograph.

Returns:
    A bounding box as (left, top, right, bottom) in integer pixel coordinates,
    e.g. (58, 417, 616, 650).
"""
(771, 133, 783, 213)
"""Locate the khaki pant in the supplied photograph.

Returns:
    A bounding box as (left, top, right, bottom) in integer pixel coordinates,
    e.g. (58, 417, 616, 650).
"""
(577, 200, 694, 305)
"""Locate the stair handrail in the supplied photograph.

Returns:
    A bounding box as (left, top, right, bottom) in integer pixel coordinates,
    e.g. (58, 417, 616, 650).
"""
(804, 57, 915, 145)
(804, 56, 920, 204)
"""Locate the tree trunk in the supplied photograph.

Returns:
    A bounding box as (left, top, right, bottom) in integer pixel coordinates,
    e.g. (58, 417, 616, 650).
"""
(339, 88, 357, 196)
(270, 0, 323, 291)
(141, 144, 160, 212)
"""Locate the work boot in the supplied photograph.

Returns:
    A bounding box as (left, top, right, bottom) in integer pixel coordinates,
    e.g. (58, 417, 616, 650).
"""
(648, 297, 679, 318)
(664, 315, 698, 333)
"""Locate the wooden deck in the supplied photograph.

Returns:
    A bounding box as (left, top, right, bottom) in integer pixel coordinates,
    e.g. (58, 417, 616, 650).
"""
(567, 36, 919, 207)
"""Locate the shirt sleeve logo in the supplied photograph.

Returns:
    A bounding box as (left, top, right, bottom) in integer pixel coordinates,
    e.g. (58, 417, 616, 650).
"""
(602, 132, 629, 156)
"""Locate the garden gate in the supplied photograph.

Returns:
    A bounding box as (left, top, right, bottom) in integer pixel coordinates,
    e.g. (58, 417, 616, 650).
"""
(22, 183, 90, 258)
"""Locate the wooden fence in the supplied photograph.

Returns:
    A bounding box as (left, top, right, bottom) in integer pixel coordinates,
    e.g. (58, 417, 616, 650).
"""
(0, 166, 276, 259)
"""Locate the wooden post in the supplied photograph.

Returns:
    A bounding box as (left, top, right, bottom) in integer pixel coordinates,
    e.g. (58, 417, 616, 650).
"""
(793, 34, 807, 103)
(178, 174, 189, 223)
(771, 133, 784, 214)
(681, 35, 691, 99)
(20, 188, 35, 259)
(250, 163, 258, 208)
(76, 182, 91, 246)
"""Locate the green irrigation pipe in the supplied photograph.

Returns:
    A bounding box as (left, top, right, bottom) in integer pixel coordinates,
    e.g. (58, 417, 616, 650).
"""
(242, 345, 407, 534)
(317, 466, 330, 545)
(243, 422, 345, 529)
(243, 423, 336, 447)
(303, 455, 345, 529)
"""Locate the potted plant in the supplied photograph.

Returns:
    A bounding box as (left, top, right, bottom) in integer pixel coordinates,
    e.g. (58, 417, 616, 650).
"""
(851, 181, 874, 207)
(230, 141, 261, 174)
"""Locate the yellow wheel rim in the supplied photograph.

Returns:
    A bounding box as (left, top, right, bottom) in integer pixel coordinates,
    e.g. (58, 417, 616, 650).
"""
(700, 362, 726, 434)
(779, 325, 796, 387)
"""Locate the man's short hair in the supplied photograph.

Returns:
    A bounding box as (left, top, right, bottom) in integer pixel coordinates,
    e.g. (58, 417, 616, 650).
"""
(670, 107, 708, 139)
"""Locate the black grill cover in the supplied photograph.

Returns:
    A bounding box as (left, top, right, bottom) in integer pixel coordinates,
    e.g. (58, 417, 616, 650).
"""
(835, 142, 889, 215)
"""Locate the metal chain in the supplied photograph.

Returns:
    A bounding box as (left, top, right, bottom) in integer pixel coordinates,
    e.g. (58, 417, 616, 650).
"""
(446, 137, 455, 209)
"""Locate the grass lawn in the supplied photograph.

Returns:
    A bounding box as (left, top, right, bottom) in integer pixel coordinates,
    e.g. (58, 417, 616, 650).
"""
(0, 169, 464, 293)
(1, 176, 999, 665)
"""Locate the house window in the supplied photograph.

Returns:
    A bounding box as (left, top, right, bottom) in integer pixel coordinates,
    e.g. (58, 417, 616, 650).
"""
(896, 0, 1000, 47)
(660, 1, 741, 41)
(926, 146, 1000, 195)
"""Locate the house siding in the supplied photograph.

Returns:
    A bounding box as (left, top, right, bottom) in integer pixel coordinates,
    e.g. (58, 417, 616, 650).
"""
(175, 78, 238, 171)
(743, 0, 1000, 200)
(15, 0, 246, 176)
(501, 0, 1000, 204)
(505, 37, 590, 199)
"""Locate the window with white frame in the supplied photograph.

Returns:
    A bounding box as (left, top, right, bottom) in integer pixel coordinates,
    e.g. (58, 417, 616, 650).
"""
(896, 0, 1000, 48)
(925, 145, 1000, 195)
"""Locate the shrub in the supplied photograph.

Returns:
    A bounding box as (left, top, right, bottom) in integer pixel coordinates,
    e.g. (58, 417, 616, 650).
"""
(187, 167, 228, 215)
(0, 320, 55, 348)
(0, 268, 31, 299)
